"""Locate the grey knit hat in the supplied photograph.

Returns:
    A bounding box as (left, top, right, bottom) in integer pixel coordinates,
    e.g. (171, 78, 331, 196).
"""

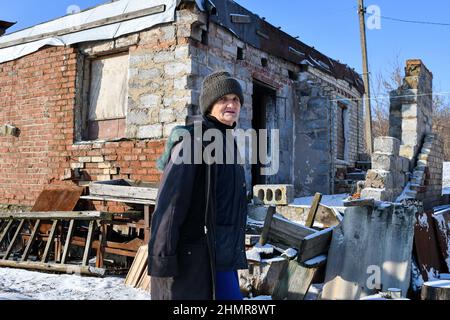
(199, 71, 244, 115)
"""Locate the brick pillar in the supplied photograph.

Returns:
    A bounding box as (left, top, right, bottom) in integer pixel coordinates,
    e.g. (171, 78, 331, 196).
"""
(389, 59, 433, 165)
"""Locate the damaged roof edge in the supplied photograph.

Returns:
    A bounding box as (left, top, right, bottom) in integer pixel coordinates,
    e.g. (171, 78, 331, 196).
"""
(205, 0, 364, 95)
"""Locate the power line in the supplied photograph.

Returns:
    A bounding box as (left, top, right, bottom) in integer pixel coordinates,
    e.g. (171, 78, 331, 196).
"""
(330, 91, 450, 103)
(379, 15, 450, 26)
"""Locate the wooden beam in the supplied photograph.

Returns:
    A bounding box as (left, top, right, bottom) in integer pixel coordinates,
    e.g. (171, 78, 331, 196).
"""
(305, 193, 322, 228)
(88, 180, 158, 201)
(0, 211, 112, 220)
(21, 219, 41, 262)
(96, 223, 107, 268)
(0, 5, 166, 49)
(144, 205, 151, 244)
(0, 260, 105, 277)
(3, 220, 25, 260)
(272, 260, 318, 300)
(297, 228, 333, 263)
(259, 206, 275, 246)
(0, 220, 13, 247)
(61, 220, 76, 264)
(125, 245, 148, 287)
(80, 195, 155, 205)
(82, 220, 95, 266)
(41, 220, 59, 263)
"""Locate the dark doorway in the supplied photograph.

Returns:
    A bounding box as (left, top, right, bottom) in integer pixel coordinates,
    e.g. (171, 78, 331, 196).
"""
(251, 80, 277, 187)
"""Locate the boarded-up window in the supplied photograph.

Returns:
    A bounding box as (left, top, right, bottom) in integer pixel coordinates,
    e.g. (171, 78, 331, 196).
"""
(337, 102, 347, 160)
(86, 53, 129, 140)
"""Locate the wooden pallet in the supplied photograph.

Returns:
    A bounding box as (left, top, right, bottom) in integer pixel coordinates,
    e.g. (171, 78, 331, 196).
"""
(0, 211, 112, 276)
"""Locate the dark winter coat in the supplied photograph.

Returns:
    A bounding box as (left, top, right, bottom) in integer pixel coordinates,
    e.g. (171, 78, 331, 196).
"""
(148, 115, 248, 300)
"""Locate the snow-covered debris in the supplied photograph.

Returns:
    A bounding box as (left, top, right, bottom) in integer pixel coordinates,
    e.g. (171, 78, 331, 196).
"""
(280, 248, 297, 260)
(291, 194, 349, 208)
(0, 268, 151, 300)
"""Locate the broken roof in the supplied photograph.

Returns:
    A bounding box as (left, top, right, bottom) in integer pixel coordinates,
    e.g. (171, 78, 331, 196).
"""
(0, 0, 178, 63)
(0, 0, 364, 94)
(206, 0, 364, 94)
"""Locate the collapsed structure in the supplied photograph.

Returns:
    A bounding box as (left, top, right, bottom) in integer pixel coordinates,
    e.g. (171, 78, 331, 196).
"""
(0, 0, 449, 300)
(0, 0, 366, 210)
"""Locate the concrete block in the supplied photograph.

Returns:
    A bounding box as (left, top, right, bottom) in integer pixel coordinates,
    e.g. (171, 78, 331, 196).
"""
(253, 184, 294, 206)
(371, 153, 398, 171)
(361, 187, 394, 202)
(399, 157, 410, 172)
(399, 145, 415, 160)
(138, 124, 163, 139)
(365, 170, 394, 189)
(374, 136, 400, 155)
(394, 173, 406, 189)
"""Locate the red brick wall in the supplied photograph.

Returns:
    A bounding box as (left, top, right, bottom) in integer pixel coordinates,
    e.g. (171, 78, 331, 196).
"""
(0, 46, 164, 207)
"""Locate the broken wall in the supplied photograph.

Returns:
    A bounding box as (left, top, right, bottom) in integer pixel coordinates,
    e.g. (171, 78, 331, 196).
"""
(294, 70, 364, 196)
(389, 59, 433, 165)
(322, 203, 416, 300)
(0, 9, 196, 206)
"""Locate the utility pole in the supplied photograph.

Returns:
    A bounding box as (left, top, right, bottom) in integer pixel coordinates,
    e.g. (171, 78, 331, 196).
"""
(358, 0, 373, 155)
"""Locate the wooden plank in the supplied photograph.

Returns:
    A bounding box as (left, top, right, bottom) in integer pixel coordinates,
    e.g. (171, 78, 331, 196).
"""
(70, 237, 138, 257)
(80, 195, 155, 205)
(305, 193, 322, 228)
(89, 179, 158, 200)
(297, 228, 333, 263)
(31, 187, 84, 212)
(61, 220, 76, 264)
(41, 220, 59, 263)
(259, 206, 275, 246)
(0, 211, 112, 220)
(144, 205, 151, 244)
(272, 260, 318, 300)
(3, 220, 25, 260)
(82, 221, 95, 266)
(0, 5, 167, 49)
(21, 219, 41, 262)
(268, 215, 316, 248)
(125, 245, 148, 287)
(96, 223, 107, 268)
(0, 260, 105, 277)
(137, 266, 151, 291)
(0, 220, 14, 247)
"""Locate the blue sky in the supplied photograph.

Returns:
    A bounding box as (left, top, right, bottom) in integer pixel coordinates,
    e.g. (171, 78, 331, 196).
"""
(1, 0, 449, 95)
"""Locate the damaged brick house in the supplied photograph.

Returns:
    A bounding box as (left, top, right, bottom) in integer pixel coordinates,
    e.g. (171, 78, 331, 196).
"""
(0, 0, 366, 209)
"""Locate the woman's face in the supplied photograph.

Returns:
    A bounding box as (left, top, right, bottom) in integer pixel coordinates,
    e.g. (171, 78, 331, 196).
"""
(210, 94, 241, 126)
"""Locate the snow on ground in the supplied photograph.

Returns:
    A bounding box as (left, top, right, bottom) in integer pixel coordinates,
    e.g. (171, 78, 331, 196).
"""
(291, 194, 349, 207)
(0, 268, 151, 300)
(443, 162, 450, 195)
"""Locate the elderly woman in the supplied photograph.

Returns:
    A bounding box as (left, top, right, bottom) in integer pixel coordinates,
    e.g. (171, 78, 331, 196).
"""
(148, 71, 248, 300)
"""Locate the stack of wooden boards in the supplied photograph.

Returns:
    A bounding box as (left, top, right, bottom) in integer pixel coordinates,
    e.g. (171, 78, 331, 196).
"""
(124, 245, 150, 291)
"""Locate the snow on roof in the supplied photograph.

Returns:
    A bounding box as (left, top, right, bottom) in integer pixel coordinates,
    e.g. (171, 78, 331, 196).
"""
(0, 0, 178, 64)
